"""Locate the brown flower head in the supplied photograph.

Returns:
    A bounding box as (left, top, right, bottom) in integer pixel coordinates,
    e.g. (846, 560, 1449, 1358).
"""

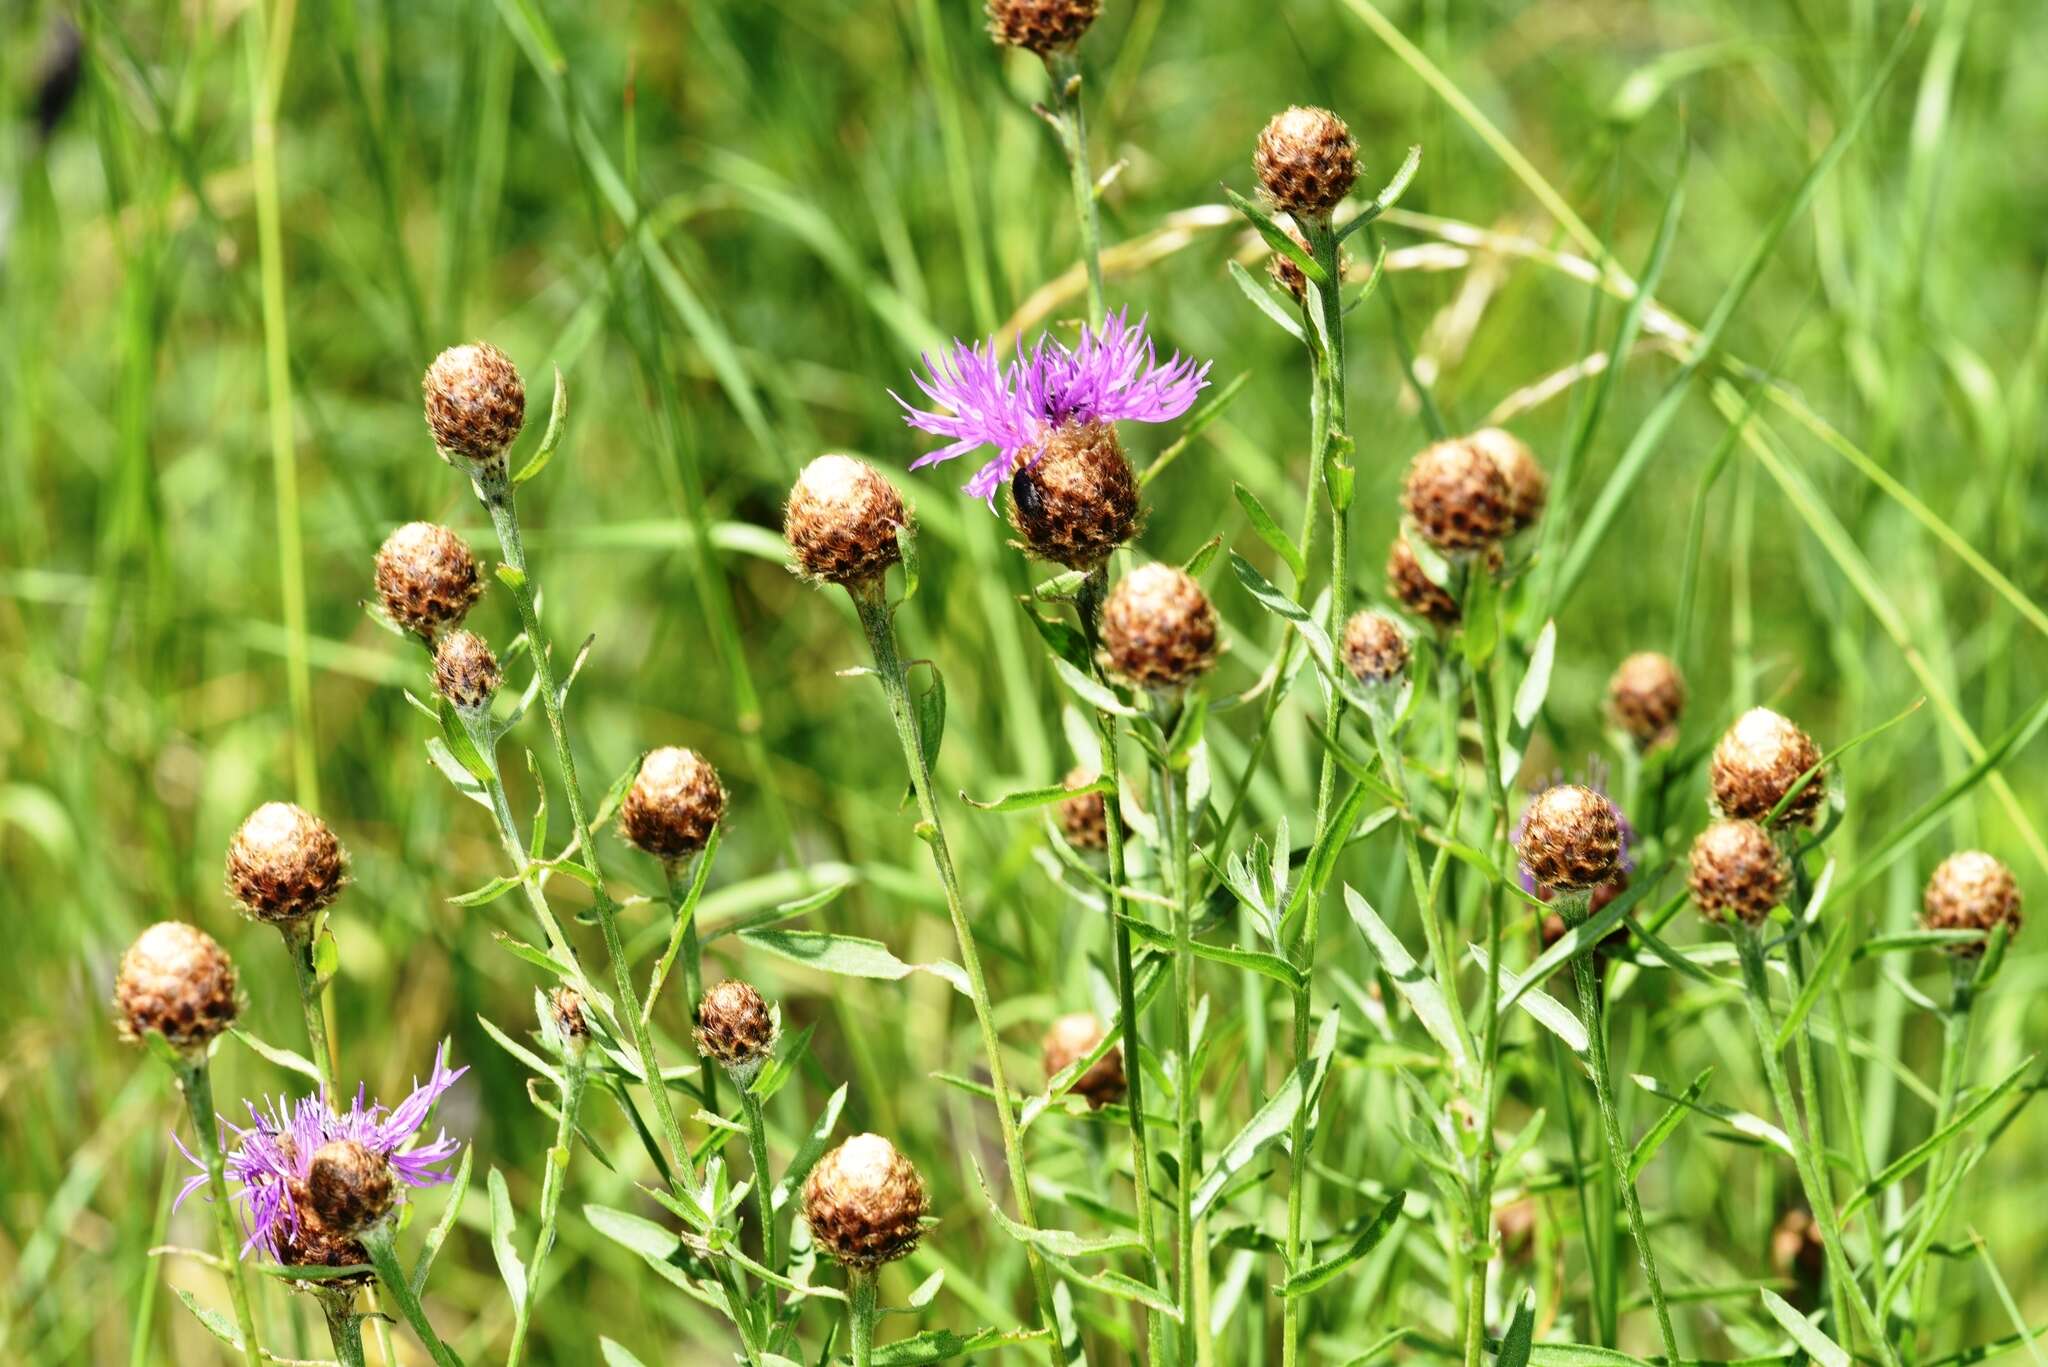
(804, 1133, 929, 1267)
(1403, 438, 1513, 553)
(1008, 421, 1140, 569)
(1387, 535, 1460, 629)
(620, 747, 726, 861)
(1254, 107, 1358, 219)
(226, 802, 347, 925)
(1515, 785, 1622, 894)
(1711, 707, 1825, 826)
(1464, 428, 1547, 535)
(548, 986, 589, 1049)
(374, 522, 483, 641)
(115, 922, 239, 1049)
(1688, 819, 1787, 926)
(433, 629, 501, 712)
(1101, 563, 1219, 689)
(1341, 609, 1410, 686)
(785, 455, 909, 588)
(1042, 1012, 1125, 1109)
(695, 979, 777, 1072)
(1269, 231, 1347, 303)
(1921, 851, 2022, 956)
(304, 1139, 396, 1238)
(423, 342, 525, 464)
(1607, 652, 1685, 749)
(985, 0, 1098, 54)
(1057, 767, 1111, 851)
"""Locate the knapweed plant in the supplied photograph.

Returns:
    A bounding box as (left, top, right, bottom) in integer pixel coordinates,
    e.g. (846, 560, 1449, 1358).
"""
(53, 0, 2048, 1364)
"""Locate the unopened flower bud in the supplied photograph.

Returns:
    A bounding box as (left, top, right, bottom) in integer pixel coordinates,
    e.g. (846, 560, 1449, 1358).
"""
(1607, 652, 1685, 749)
(1515, 785, 1622, 894)
(1042, 1012, 1125, 1109)
(1057, 767, 1110, 851)
(784, 455, 909, 587)
(1101, 563, 1219, 689)
(1009, 421, 1139, 569)
(1688, 819, 1787, 926)
(374, 522, 484, 641)
(1270, 231, 1347, 303)
(1254, 107, 1357, 219)
(1711, 708, 1825, 826)
(305, 1139, 396, 1237)
(1403, 439, 1512, 553)
(804, 1133, 929, 1267)
(695, 979, 777, 1073)
(226, 802, 347, 925)
(985, 0, 1098, 54)
(1464, 428, 1547, 535)
(423, 342, 525, 464)
(1921, 851, 2022, 956)
(1387, 535, 1460, 629)
(116, 922, 239, 1049)
(433, 629, 501, 712)
(548, 987, 588, 1053)
(1341, 609, 1409, 686)
(620, 747, 726, 861)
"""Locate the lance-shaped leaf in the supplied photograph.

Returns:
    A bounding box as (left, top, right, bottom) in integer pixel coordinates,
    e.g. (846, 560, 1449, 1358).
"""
(1344, 885, 1469, 1073)
(739, 928, 969, 997)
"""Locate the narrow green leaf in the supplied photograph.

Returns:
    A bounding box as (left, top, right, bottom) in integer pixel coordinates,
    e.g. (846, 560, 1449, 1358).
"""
(1760, 1288, 1849, 1367)
(739, 928, 969, 997)
(1345, 885, 1469, 1072)
(488, 1167, 527, 1307)
(1279, 1191, 1404, 1296)
(1841, 1055, 2036, 1219)
(1235, 483, 1308, 585)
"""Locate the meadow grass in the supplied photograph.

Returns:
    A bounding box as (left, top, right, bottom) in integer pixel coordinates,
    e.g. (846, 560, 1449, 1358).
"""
(4, 0, 2048, 1362)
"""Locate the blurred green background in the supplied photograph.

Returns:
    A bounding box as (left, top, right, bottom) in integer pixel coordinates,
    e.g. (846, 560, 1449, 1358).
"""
(4, 0, 2047, 1361)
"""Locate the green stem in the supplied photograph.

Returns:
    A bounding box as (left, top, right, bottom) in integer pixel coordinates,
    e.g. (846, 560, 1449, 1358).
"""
(507, 1048, 588, 1367)
(281, 917, 338, 1095)
(361, 1223, 465, 1367)
(177, 1061, 263, 1367)
(1464, 658, 1511, 1367)
(1158, 748, 1199, 1361)
(662, 855, 717, 1116)
(1733, 930, 1896, 1364)
(475, 466, 690, 1179)
(740, 1080, 781, 1271)
(1078, 570, 1166, 1366)
(1909, 961, 1976, 1344)
(1046, 50, 1105, 320)
(316, 1288, 368, 1367)
(1561, 900, 1680, 1361)
(850, 1266, 880, 1367)
(848, 579, 1063, 1357)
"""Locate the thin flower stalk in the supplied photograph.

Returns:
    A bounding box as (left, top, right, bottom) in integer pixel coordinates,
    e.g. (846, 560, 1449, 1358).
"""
(1155, 733, 1201, 1358)
(360, 1223, 464, 1367)
(1462, 657, 1511, 1367)
(315, 1287, 367, 1367)
(1045, 48, 1106, 320)
(506, 1045, 589, 1367)
(1909, 954, 1981, 1338)
(849, 1266, 881, 1367)
(175, 1059, 265, 1367)
(280, 917, 339, 1094)
(650, 850, 721, 1112)
(847, 578, 1064, 1354)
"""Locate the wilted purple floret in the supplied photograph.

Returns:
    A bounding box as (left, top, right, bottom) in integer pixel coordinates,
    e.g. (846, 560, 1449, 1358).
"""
(174, 1043, 467, 1260)
(897, 309, 1211, 501)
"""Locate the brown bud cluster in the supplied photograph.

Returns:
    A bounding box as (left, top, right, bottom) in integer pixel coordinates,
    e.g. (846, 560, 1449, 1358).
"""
(1101, 564, 1219, 689)
(1464, 428, 1547, 536)
(423, 342, 525, 463)
(433, 629, 501, 712)
(1921, 851, 2021, 956)
(226, 802, 347, 925)
(695, 979, 777, 1072)
(621, 747, 726, 861)
(1057, 767, 1111, 851)
(115, 922, 239, 1048)
(1341, 609, 1409, 686)
(1403, 439, 1513, 553)
(1270, 231, 1347, 304)
(304, 1139, 396, 1237)
(1042, 1012, 1125, 1109)
(985, 0, 1098, 54)
(1607, 652, 1685, 749)
(1387, 535, 1460, 629)
(803, 1133, 929, 1267)
(1009, 421, 1139, 569)
(1711, 708, 1825, 826)
(374, 522, 484, 641)
(785, 455, 908, 587)
(1688, 819, 1787, 926)
(1254, 107, 1358, 219)
(1515, 785, 1622, 894)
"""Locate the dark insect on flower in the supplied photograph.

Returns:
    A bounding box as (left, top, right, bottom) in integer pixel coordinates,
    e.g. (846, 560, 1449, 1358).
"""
(175, 1045, 467, 1263)
(803, 1133, 930, 1267)
(897, 310, 1209, 502)
(226, 802, 348, 926)
(116, 922, 240, 1050)
(1006, 420, 1140, 569)
(1042, 1012, 1125, 1109)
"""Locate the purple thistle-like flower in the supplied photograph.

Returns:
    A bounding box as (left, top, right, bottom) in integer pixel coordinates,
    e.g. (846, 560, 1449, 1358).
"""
(174, 1043, 467, 1260)
(896, 309, 1211, 501)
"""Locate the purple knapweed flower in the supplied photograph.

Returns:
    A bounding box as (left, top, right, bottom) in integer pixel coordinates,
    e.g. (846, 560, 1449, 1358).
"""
(896, 309, 1211, 501)
(175, 1043, 467, 1261)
